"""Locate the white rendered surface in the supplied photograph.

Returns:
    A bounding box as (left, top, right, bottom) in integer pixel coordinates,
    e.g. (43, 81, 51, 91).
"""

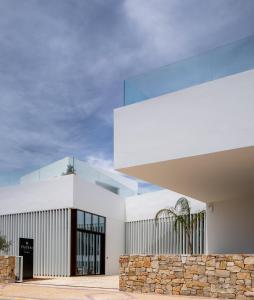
(0, 175, 73, 215)
(73, 175, 125, 275)
(115, 69, 254, 169)
(206, 198, 254, 253)
(21, 157, 137, 198)
(125, 189, 205, 222)
(0, 174, 126, 275)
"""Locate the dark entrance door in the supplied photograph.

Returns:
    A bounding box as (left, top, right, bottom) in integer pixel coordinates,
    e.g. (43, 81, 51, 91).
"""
(76, 231, 105, 275)
(72, 210, 106, 276)
(19, 238, 33, 279)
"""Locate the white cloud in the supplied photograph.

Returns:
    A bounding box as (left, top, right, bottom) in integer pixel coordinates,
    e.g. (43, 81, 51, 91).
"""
(0, 0, 254, 177)
(85, 154, 114, 172)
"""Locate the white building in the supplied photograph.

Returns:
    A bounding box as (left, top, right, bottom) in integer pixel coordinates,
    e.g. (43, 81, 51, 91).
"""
(0, 157, 204, 277)
(125, 189, 205, 222)
(114, 35, 254, 254)
(0, 157, 137, 277)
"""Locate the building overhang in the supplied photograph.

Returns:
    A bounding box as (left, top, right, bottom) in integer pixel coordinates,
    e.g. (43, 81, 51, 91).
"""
(117, 146, 254, 203)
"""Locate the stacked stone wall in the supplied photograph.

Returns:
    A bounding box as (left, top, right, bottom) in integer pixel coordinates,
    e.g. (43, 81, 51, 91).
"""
(120, 255, 254, 299)
(0, 256, 15, 283)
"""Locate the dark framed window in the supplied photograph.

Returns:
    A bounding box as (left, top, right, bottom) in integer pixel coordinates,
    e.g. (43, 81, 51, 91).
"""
(71, 209, 106, 276)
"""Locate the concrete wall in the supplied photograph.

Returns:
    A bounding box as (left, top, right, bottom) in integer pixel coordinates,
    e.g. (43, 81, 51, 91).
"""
(114, 69, 254, 169)
(125, 189, 205, 222)
(73, 176, 125, 275)
(206, 198, 254, 254)
(0, 175, 73, 215)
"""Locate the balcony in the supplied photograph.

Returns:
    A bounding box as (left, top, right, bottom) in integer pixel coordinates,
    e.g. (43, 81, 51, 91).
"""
(124, 34, 254, 105)
(115, 35, 254, 255)
(115, 35, 254, 203)
(0, 157, 137, 198)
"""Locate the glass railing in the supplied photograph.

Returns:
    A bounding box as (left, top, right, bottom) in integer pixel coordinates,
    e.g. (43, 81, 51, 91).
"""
(0, 157, 137, 197)
(0, 157, 74, 187)
(124, 34, 254, 105)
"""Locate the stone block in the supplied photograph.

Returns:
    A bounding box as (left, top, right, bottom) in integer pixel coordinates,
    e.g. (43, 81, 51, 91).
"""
(215, 269, 230, 278)
(228, 266, 242, 273)
(119, 254, 254, 299)
(245, 258, 254, 265)
(238, 272, 251, 280)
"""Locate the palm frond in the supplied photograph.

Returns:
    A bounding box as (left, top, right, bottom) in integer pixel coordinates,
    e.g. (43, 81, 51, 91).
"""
(175, 197, 191, 215)
(155, 208, 176, 220)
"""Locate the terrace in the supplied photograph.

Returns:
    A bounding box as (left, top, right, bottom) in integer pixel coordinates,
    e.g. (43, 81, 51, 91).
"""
(124, 34, 254, 105)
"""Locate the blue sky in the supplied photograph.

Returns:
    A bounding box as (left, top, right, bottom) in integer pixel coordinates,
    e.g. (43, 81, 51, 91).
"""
(1, 0, 254, 189)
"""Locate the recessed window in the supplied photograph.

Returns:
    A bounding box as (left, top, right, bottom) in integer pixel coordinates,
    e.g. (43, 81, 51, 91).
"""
(76, 210, 106, 275)
(85, 212, 92, 231)
(77, 211, 85, 229)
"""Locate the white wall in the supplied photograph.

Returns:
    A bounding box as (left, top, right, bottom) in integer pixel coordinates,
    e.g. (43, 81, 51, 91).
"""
(206, 198, 254, 254)
(125, 189, 205, 222)
(0, 175, 74, 215)
(115, 69, 254, 169)
(0, 174, 126, 275)
(73, 176, 125, 275)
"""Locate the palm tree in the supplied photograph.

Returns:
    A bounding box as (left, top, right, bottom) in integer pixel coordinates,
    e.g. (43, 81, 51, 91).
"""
(0, 235, 11, 252)
(62, 164, 75, 176)
(155, 197, 205, 254)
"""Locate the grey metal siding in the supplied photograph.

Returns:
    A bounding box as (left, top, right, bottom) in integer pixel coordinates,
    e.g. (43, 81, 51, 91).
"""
(0, 208, 71, 276)
(125, 214, 206, 255)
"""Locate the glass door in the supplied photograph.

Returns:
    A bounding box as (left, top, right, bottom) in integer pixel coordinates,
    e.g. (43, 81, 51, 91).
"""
(74, 210, 106, 276)
(76, 231, 104, 275)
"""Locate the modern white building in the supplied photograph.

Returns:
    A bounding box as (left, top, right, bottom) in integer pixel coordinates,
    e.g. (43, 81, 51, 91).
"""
(0, 157, 137, 277)
(114, 35, 254, 254)
(0, 157, 205, 277)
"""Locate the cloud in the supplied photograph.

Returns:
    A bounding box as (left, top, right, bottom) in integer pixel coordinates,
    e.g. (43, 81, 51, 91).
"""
(0, 0, 254, 181)
(124, 0, 254, 66)
(85, 154, 114, 172)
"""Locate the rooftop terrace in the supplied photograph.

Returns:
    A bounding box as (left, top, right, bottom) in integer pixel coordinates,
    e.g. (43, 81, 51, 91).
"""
(124, 34, 254, 105)
(0, 157, 138, 197)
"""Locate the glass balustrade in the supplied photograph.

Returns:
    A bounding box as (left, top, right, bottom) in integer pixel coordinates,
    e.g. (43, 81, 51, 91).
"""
(124, 34, 254, 105)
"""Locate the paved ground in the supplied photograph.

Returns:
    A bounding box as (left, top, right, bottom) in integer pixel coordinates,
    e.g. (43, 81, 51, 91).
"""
(23, 275, 120, 289)
(0, 276, 210, 300)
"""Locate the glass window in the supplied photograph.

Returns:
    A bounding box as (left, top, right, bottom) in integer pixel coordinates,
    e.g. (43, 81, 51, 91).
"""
(85, 212, 92, 231)
(95, 181, 119, 194)
(75, 210, 106, 275)
(77, 210, 105, 233)
(99, 216, 105, 233)
(77, 211, 85, 229)
(92, 215, 99, 232)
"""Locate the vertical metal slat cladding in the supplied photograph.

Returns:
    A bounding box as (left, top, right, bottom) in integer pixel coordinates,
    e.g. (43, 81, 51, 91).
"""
(0, 209, 71, 276)
(125, 213, 206, 255)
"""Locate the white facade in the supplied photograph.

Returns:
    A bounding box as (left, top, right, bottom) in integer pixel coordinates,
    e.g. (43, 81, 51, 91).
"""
(0, 157, 135, 276)
(73, 176, 125, 275)
(0, 156, 207, 276)
(206, 198, 254, 254)
(115, 69, 254, 169)
(0, 175, 73, 215)
(114, 37, 254, 254)
(125, 189, 205, 222)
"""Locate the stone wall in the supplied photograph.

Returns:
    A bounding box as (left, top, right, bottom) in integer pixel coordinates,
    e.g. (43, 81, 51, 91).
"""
(0, 256, 15, 283)
(119, 255, 254, 299)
